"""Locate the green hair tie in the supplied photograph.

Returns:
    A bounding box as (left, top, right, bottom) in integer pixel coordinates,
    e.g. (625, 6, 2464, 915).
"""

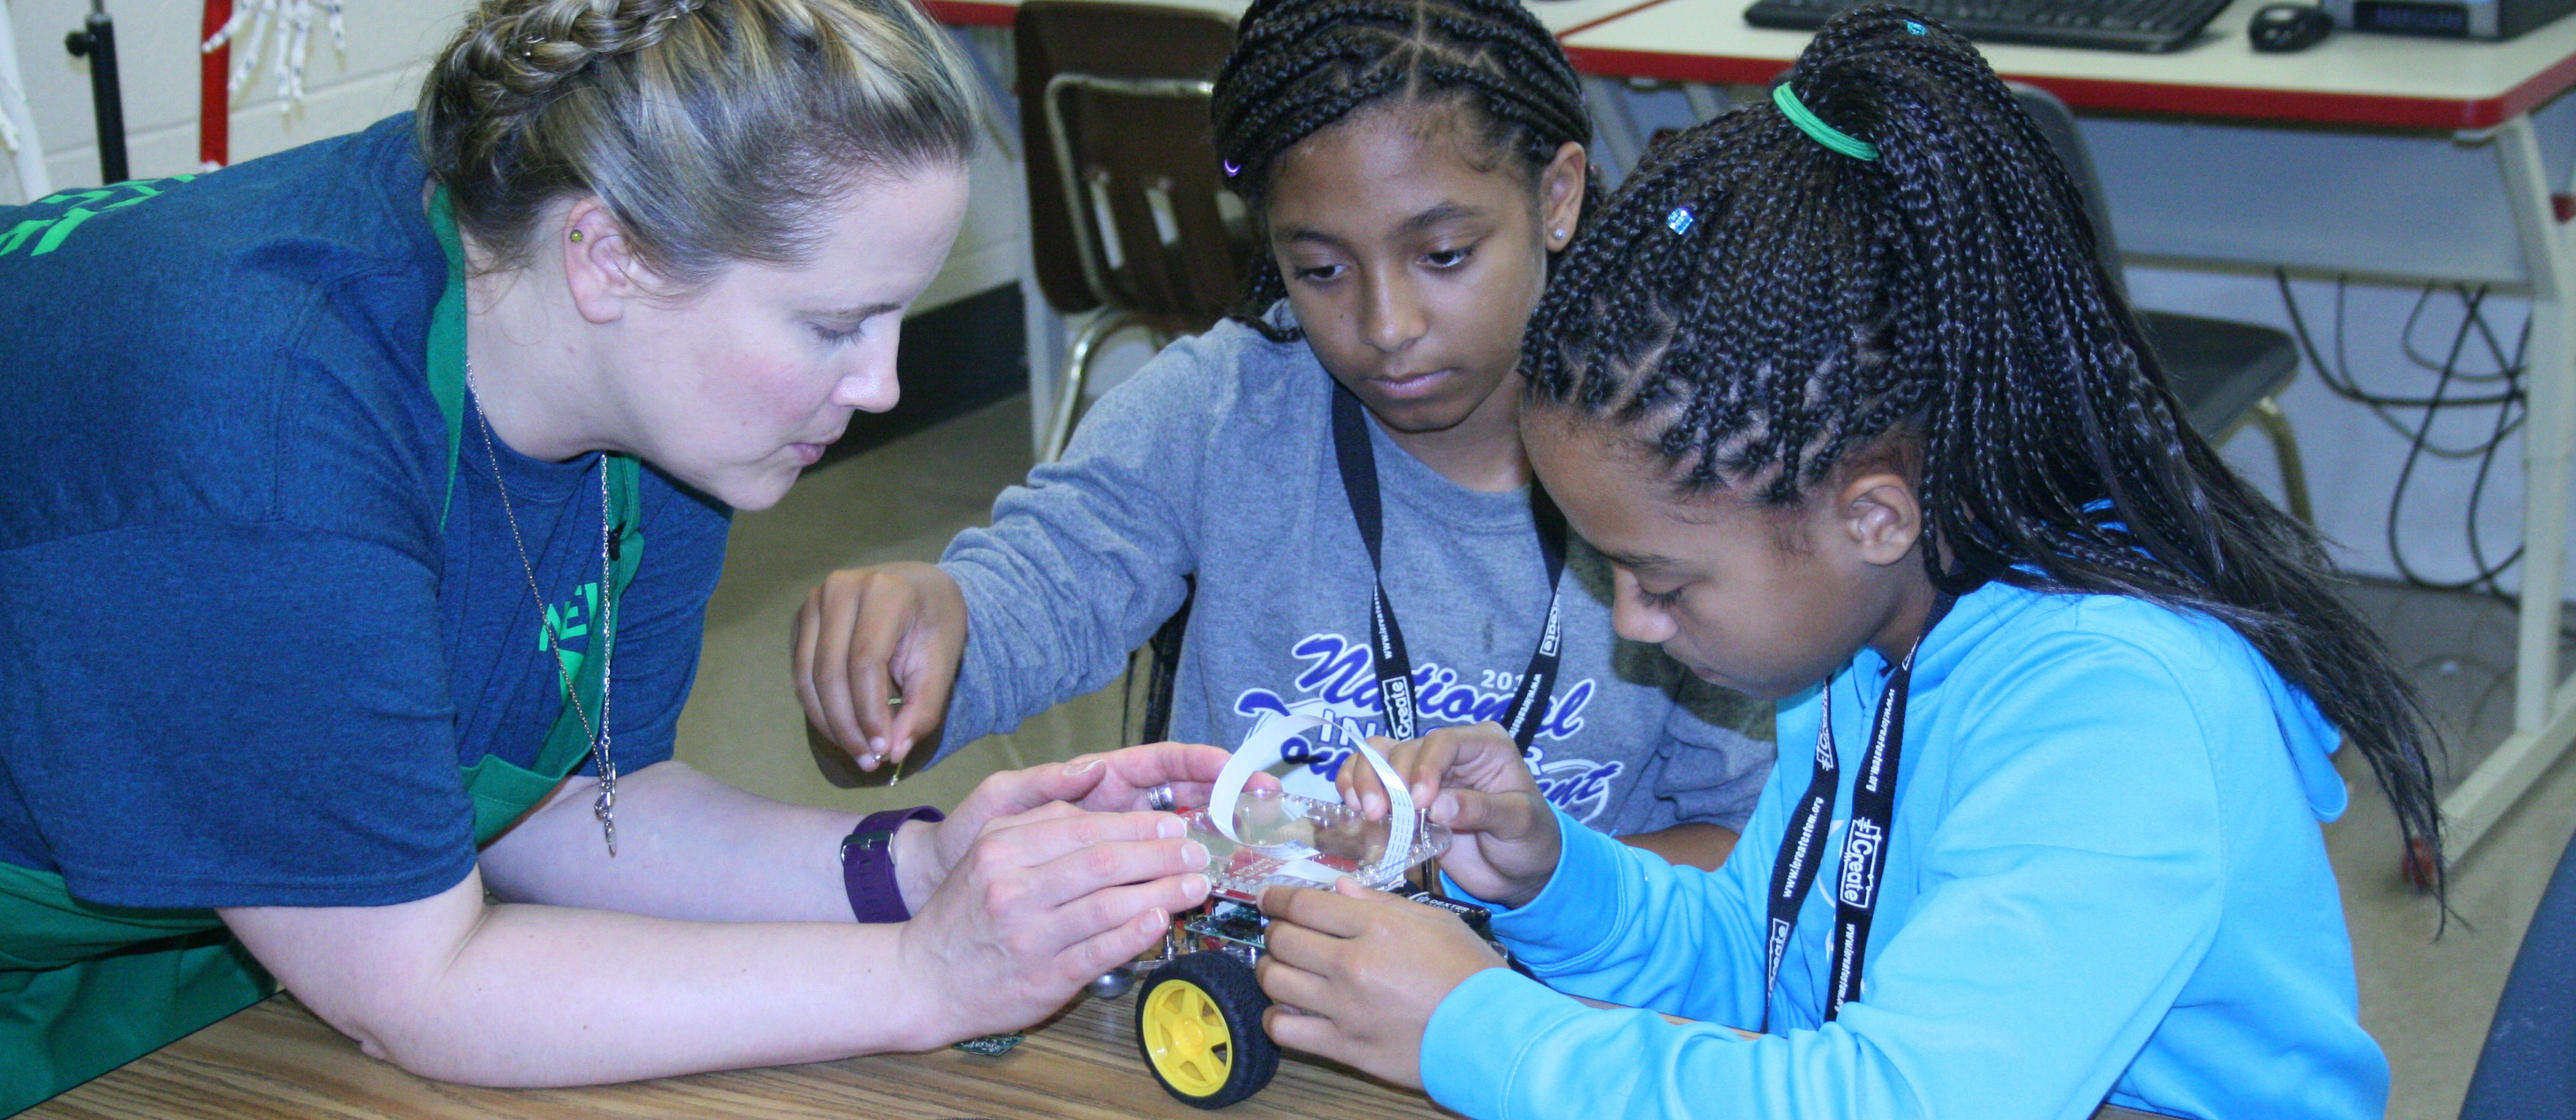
(1772, 83, 1878, 162)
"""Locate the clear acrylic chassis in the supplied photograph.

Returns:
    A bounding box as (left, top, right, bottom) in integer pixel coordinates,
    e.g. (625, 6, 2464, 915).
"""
(1180, 787, 1450, 904)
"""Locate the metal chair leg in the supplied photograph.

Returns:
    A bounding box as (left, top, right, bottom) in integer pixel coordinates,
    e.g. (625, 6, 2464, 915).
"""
(2249, 395, 2313, 526)
(1043, 310, 1144, 463)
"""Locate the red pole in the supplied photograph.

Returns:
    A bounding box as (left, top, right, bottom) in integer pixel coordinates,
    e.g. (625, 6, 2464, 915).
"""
(199, 0, 230, 170)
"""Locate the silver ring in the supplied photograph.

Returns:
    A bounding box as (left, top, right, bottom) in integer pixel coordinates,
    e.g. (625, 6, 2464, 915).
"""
(1145, 784, 1177, 812)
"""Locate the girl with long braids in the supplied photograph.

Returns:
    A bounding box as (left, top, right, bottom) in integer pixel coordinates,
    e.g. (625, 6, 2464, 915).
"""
(0, 0, 1232, 1107)
(798, 0, 1774, 867)
(1272, 9, 2428, 1118)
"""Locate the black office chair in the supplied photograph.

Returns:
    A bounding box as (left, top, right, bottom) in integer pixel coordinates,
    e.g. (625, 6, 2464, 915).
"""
(2011, 84, 2314, 524)
(2458, 826, 2576, 1119)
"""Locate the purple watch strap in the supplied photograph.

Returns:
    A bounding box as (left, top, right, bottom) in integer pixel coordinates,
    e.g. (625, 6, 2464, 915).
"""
(843, 806, 946, 923)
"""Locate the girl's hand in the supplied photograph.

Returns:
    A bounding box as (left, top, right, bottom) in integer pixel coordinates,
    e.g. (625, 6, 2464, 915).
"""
(898, 742, 1239, 909)
(1334, 722, 1563, 908)
(895, 805, 1212, 1044)
(794, 562, 967, 770)
(1254, 879, 1507, 1090)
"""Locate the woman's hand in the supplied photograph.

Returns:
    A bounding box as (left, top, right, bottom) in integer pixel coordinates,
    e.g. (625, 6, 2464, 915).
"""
(1254, 879, 1506, 1090)
(794, 562, 966, 770)
(896, 805, 1213, 1044)
(895, 742, 1240, 911)
(1334, 722, 1563, 908)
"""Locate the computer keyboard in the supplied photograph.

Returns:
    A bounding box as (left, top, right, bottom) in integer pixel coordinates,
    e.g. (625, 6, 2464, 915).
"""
(1743, 0, 2235, 51)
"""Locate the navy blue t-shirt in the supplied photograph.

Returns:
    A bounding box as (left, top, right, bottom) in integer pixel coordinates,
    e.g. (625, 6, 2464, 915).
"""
(0, 115, 732, 909)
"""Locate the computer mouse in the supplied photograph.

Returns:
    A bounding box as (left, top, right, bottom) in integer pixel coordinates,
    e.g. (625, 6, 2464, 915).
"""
(2249, 3, 2334, 51)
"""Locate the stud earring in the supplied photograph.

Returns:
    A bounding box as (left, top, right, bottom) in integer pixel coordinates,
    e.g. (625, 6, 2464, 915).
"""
(1552, 228, 1568, 241)
(570, 230, 584, 243)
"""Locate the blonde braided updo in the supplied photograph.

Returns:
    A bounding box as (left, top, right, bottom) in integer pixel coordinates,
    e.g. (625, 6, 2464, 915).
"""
(419, 0, 976, 286)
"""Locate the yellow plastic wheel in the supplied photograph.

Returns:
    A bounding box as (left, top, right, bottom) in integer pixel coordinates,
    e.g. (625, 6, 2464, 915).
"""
(1133, 951, 1278, 1108)
(1141, 978, 1233, 1097)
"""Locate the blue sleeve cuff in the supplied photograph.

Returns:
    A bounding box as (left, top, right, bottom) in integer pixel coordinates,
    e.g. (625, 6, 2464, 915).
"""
(1421, 966, 1589, 1120)
(1456, 807, 1637, 971)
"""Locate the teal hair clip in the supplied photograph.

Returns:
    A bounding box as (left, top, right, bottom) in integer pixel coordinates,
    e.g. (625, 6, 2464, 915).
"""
(1772, 83, 1878, 162)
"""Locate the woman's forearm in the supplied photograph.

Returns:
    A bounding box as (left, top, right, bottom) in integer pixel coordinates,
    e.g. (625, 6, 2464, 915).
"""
(477, 759, 866, 923)
(228, 747, 1229, 1087)
(224, 873, 955, 1088)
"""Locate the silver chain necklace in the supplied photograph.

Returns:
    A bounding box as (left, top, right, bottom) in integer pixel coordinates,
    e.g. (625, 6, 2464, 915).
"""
(465, 361, 620, 856)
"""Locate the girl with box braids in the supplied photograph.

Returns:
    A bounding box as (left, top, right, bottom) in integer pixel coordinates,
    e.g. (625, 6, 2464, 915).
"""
(1530, 7, 2445, 891)
(1211, 0, 1601, 340)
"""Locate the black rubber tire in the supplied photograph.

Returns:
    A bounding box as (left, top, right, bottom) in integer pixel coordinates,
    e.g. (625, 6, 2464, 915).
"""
(1134, 951, 1279, 1109)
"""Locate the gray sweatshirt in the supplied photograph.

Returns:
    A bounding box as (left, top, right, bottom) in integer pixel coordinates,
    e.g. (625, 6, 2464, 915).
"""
(938, 312, 1774, 834)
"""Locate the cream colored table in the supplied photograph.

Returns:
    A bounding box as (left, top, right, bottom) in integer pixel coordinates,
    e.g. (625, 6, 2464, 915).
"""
(1561, 0, 2576, 864)
(28, 993, 1454, 1120)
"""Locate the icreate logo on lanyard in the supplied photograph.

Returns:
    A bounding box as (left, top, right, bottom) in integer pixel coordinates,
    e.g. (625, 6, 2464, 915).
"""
(1758, 594, 1955, 1031)
(1837, 818, 1885, 910)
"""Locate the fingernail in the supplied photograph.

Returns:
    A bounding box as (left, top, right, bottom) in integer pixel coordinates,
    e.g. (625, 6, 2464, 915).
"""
(1143, 907, 1168, 932)
(868, 737, 886, 757)
(1181, 841, 1209, 869)
(1067, 756, 1100, 775)
(1183, 874, 1208, 898)
(1158, 816, 1187, 839)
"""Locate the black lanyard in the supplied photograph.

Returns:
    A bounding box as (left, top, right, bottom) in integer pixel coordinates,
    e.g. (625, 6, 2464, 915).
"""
(1329, 387, 1568, 752)
(1760, 594, 1954, 1031)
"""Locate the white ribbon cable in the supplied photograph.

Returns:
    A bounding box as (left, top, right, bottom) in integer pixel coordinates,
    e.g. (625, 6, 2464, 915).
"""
(1208, 714, 1417, 881)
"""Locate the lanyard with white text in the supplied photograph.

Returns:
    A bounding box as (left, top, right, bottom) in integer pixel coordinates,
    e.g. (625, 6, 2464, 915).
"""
(1759, 594, 1954, 1031)
(1329, 386, 1567, 752)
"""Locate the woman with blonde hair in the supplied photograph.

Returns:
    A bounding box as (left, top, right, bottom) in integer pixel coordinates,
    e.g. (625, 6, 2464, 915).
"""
(0, 0, 1221, 1109)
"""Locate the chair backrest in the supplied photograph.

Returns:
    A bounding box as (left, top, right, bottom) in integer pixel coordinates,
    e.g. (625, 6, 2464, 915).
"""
(2006, 82, 2126, 302)
(1014, 1, 1249, 326)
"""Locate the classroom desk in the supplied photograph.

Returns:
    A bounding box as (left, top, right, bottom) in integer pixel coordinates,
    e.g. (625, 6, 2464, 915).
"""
(1561, 0, 2576, 865)
(27, 993, 1451, 1120)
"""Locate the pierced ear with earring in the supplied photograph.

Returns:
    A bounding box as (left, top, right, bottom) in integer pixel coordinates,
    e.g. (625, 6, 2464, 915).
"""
(570, 229, 584, 243)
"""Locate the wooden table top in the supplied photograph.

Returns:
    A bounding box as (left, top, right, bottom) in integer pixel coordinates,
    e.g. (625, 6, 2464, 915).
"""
(30, 993, 1455, 1120)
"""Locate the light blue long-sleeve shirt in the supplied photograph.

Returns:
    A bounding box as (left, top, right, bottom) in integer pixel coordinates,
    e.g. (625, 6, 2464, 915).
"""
(1422, 583, 2387, 1120)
